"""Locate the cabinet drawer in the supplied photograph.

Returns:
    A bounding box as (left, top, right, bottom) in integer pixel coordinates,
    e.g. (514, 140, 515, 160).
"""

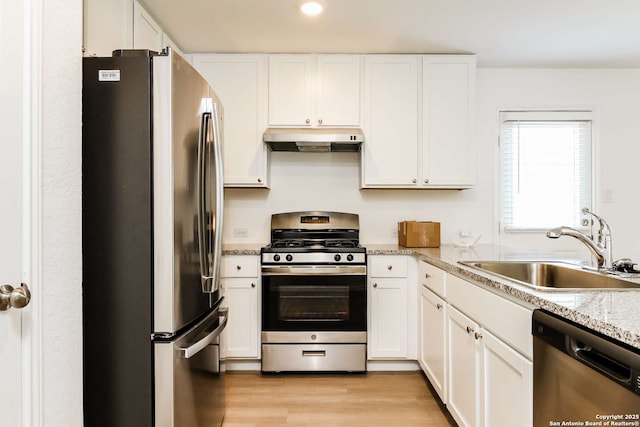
(447, 274, 533, 359)
(418, 261, 446, 297)
(369, 256, 408, 277)
(221, 256, 259, 277)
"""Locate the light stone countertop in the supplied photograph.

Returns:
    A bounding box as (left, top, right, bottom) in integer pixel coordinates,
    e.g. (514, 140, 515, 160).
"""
(222, 242, 640, 350)
(367, 243, 640, 350)
(222, 244, 265, 256)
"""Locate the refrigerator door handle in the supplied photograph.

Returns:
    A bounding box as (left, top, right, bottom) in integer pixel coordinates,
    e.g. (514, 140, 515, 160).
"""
(197, 112, 214, 291)
(179, 307, 228, 359)
(210, 101, 224, 291)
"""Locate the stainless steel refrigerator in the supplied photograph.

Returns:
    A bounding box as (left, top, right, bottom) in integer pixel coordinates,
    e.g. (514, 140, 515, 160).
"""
(82, 48, 227, 426)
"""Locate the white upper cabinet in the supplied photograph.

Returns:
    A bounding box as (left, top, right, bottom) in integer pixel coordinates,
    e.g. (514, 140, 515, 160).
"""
(83, 0, 133, 57)
(422, 55, 476, 187)
(361, 55, 420, 186)
(316, 55, 362, 126)
(84, 0, 182, 57)
(268, 54, 362, 127)
(133, 1, 162, 52)
(192, 54, 269, 187)
(361, 54, 476, 189)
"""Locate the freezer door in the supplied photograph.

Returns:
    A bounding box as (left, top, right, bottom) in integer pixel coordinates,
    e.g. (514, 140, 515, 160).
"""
(153, 49, 224, 334)
(155, 305, 228, 427)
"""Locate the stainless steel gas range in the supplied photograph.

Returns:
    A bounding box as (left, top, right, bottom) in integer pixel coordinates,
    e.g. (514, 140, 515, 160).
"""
(260, 211, 367, 372)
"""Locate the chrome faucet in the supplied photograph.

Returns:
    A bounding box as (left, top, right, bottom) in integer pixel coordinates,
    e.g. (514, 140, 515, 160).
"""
(546, 208, 612, 270)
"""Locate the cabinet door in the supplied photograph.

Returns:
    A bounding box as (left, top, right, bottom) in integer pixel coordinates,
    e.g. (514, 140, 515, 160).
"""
(193, 54, 269, 187)
(268, 55, 313, 126)
(419, 285, 447, 403)
(447, 306, 481, 427)
(422, 55, 476, 187)
(133, 1, 162, 51)
(83, 0, 134, 57)
(482, 329, 533, 427)
(368, 278, 408, 358)
(316, 55, 361, 127)
(362, 56, 419, 187)
(220, 278, 260, 359)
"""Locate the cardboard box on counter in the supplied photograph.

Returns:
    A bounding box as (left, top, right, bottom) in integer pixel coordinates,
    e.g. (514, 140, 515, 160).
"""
(398, 221, 441, 248)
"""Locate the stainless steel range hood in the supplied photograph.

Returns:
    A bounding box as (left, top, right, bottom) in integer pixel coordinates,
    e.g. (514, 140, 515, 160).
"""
(263, 128, 364, 152)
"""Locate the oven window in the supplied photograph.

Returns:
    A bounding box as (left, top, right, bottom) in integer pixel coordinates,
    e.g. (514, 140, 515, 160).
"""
(262, 275, 366, 332)
(278, 285, 349, 322)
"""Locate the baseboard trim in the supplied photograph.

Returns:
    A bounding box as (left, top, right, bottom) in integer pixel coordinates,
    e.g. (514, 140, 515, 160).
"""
(222, 359, 420, 372)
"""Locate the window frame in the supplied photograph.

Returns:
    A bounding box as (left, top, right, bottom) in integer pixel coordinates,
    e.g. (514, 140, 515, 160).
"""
(498, 110, 596, 234)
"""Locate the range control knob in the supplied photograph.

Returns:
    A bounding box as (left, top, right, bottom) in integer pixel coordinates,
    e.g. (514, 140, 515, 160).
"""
(346, 254, 354, 262)
(286, 254, 293, 262)
(273, 254, 281, 262)
(334, 254, 342, 262)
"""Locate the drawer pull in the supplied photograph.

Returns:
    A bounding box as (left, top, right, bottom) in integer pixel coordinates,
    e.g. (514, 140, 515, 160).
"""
(302, 350, 326, 357)
(474, 332, 483, 340)
(387, 265, 393, 270)
(251, 283, 256, 288)
(466, 326, 475, 334)
(425, 273, 431, 279)
(236, 265, 242, 270)
(373, 283, 378, 288)
(436, 303, 443, 310)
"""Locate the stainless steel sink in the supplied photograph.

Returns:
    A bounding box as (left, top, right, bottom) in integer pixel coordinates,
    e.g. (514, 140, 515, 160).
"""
(459, 261, 640, 290)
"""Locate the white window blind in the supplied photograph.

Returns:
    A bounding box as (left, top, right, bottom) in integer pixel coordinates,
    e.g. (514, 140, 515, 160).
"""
(500, 111, 592, 231)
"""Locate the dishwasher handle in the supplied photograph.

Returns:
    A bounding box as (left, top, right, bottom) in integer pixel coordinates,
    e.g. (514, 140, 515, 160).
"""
(532, 309, 640, 395)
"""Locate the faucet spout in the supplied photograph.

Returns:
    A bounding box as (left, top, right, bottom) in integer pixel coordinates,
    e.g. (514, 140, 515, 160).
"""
(546, 226, 611, 270)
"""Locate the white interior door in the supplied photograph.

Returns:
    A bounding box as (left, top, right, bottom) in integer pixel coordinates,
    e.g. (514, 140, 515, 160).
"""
(1, 0, 29, 423)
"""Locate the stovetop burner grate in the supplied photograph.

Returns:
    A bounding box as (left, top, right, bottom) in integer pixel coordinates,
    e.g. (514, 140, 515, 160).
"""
(270, 239, 360, 249)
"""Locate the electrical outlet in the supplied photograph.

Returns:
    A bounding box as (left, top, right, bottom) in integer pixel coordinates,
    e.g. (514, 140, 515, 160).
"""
(391, 229, 398, 238)
(234, 227, 249, 238)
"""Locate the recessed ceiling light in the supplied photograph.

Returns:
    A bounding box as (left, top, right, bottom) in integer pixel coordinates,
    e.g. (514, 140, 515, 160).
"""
(299, 0, 325, 16)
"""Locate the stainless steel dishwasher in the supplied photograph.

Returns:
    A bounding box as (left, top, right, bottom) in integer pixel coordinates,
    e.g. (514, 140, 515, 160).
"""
(533, 310, 640, 427)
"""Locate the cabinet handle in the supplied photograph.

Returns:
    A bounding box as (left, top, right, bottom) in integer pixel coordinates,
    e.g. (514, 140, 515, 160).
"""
(474, 332, 483, 340)
(424, 179, 429, 184)
(318, 119, 323, 124)
(436, 303, 443, 310)
(257, 178, 262, 183)
(412, 178, 417, 184)
(425, 273, 431, 279)
(373, 283, 378, 288)
(305, 118, 310, 124)
(466, 326, 475, 334)
(236, 265, 242, 270)
(387, 265, 393, 270)
(251, 283, 256, 288)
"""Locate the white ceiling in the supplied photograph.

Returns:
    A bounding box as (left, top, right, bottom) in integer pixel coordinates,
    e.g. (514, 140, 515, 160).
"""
(140, 0, 640, 67)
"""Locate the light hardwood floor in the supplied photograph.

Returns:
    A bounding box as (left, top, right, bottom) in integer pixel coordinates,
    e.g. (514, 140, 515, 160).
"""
(223, 371, 456, 426)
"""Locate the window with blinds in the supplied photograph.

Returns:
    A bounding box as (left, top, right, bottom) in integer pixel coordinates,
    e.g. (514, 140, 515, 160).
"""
(500, 111, 593, 232)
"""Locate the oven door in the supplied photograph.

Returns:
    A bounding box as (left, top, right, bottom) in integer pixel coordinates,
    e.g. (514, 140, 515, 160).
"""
(261, 266, 367, 332)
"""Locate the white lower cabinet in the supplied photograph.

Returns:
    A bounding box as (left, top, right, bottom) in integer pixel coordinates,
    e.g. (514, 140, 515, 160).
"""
(482, 328, 533, 427)
(220, 256, 260, 359)
(447, 313, 534, 427)
(368, 256, 416, 359)
(418, 284, 447, 403)
(447, 306, 481, 427)
(417, 261, 533, 427)
(369, 277, 408, 358)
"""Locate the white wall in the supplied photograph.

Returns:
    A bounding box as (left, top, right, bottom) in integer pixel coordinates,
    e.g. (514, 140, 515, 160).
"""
(41, 0, 84, 425)
(477, 68, 640, 262)
(224, 68, 640, 263)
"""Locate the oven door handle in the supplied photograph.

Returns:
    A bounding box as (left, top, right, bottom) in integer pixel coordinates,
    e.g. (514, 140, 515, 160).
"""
(261, 266, 367, 276)
(179, 307, 229, 359)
